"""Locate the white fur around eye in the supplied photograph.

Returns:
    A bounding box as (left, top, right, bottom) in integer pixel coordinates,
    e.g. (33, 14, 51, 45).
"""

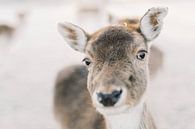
(140, 7, 168, 41)
(58, 22, 88, 52)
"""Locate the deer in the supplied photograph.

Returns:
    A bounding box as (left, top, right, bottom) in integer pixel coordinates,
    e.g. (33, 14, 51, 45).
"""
(0, 24, 15, 39)
(0, 11, 27, 39)
(54, 7, 168, 129)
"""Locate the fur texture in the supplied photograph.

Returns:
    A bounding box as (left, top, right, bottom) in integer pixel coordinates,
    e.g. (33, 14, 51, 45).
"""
(54, 65, 157, 129)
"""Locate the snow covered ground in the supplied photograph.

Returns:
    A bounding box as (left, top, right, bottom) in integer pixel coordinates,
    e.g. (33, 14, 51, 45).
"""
(0, 1, 195, 129)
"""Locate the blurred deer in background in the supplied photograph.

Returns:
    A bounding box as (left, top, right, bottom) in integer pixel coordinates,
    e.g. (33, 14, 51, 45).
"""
(55, 7, 168, 129)
(0, 24, 15, 39)
(0, 11, 27, 40)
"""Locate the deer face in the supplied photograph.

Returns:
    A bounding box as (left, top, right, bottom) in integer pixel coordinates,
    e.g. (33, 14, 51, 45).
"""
(84, 27, 149, 115)
(58, 7, 168, 115)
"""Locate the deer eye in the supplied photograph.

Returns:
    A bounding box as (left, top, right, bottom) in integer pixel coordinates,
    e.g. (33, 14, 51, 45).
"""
(136, 50, 147, 60)
(82, 58, 92, 66)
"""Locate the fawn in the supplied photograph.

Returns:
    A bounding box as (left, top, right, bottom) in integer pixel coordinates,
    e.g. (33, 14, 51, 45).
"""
(55, 7, 168, 129)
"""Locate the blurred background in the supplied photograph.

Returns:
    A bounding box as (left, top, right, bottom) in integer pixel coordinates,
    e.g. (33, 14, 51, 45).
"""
(0, 0, 195, 129)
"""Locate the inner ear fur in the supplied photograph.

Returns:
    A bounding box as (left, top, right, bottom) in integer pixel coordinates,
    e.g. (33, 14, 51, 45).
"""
(58, 22, 89, 53)
(140, 7, 168, 41)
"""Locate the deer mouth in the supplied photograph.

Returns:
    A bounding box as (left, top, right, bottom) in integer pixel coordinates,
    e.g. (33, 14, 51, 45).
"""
(96, 105, 130, 115)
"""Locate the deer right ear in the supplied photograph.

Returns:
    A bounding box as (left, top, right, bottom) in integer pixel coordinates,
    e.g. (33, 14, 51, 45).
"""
(58, 22, 88, 53)
(140, 7, 168, 41)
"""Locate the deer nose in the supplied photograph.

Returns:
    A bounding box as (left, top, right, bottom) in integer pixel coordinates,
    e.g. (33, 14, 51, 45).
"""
(97, 89, 123, 107)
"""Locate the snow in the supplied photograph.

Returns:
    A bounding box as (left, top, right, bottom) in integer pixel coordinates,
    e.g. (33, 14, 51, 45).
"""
(0, 1, 195, 129)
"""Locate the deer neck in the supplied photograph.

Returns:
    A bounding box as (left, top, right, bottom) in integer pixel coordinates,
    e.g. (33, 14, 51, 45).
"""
(104, 102, 144, 129)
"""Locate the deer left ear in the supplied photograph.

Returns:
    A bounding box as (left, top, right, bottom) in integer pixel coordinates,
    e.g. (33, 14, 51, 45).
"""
(58, 22, 89, 53)
(140, 7, 168, 41)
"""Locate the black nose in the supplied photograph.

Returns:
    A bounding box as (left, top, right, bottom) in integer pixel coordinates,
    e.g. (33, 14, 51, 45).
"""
(97, 89, 123, 107)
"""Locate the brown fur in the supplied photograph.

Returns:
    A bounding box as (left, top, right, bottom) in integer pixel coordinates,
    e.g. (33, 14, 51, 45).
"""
(110, 16, 164, 78)
(0, 24, 15, 38)
(54, 65, 106, 129)
(150, 12, 161, 26)
(54, 60, 159, 129)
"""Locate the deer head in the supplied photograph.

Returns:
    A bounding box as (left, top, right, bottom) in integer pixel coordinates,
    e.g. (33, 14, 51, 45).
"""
(58, 7, 168, 115)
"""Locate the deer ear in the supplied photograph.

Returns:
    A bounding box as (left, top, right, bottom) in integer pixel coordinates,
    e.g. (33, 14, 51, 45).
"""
(140, 7, 168, 41)
(58, 22, 88, 53)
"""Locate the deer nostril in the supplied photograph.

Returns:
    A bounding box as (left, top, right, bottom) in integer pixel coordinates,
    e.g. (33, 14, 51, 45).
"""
(97, 89, 123, 107)
(112, 89, 123, 100)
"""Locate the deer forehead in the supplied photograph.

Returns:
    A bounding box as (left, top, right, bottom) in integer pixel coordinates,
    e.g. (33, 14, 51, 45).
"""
(85, 26, 147, 61)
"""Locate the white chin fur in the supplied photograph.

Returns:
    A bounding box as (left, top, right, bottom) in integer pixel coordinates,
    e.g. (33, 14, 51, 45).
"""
(95, 94, 146, 116)
(103, 102, 144, 129)
(96, 105, 130, 115)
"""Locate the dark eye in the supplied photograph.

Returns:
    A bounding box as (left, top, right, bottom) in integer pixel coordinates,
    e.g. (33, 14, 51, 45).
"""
(136, 50, 147, 60)
(82, 58, 92, 66)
